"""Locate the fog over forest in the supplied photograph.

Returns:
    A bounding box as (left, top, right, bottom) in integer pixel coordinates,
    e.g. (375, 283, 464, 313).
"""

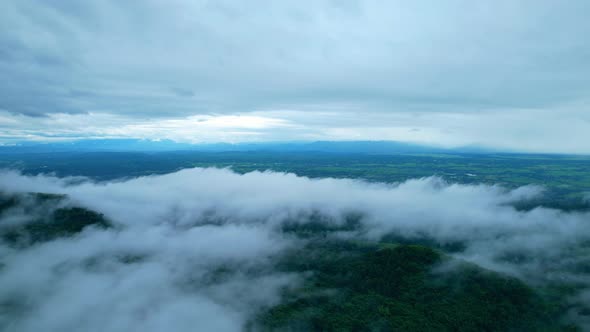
(2, 1, 589, 330)
(1, 168, 589, 331)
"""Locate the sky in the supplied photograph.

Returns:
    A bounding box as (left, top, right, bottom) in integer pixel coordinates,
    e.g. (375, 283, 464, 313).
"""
(1, 0, 589, 153)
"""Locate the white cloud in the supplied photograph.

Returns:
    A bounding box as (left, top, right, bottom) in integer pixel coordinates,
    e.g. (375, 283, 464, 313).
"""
(2, 168, 590, 329)
(3, 105, 590, 153)
(1, 1, 590, 152)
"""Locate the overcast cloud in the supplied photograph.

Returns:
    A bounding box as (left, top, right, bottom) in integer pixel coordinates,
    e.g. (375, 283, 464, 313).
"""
(1, 1, 589, 152)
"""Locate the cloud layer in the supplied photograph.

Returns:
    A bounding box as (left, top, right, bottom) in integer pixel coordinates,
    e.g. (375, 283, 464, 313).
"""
(1, 1, 590, 151)
(1, 168, 590, 330)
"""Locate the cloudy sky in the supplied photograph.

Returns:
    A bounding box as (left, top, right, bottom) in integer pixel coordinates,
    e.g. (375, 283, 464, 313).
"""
(1, 0, 589, 152)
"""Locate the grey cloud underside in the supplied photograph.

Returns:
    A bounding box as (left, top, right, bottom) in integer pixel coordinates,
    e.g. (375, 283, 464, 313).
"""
(1, 0, 590, 117)
(1, 168, 590, 330)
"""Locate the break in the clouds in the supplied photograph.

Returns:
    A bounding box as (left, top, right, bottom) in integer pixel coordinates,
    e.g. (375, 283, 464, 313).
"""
(2, 168, 590, 330)
(1, 1, 590, 152)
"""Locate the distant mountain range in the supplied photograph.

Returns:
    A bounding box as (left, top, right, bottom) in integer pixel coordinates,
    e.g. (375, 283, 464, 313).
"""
(0, 139, 494, 154)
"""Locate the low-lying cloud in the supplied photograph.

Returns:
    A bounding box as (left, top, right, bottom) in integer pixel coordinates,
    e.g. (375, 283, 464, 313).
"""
(1, 168, 590, 331)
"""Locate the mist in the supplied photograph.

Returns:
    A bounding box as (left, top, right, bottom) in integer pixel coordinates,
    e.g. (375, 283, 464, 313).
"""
(1, 167, 589, 331)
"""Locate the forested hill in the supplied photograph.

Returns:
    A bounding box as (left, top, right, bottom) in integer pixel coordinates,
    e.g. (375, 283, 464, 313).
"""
(0, 192, 581, 331)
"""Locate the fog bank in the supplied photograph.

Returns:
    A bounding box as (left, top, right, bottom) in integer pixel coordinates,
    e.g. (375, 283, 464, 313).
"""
(1, 168, 589, 331)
